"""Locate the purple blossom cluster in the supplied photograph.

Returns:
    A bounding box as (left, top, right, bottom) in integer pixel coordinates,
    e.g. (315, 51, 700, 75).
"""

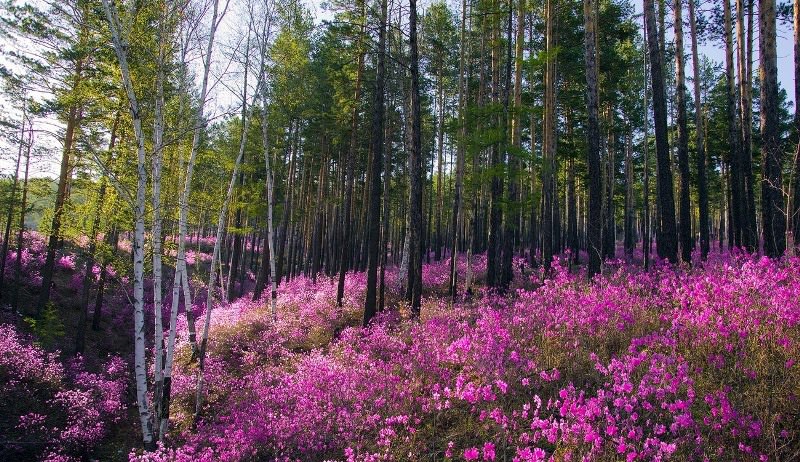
(133, 254, 800, 461)
(0, 324, 128, 461)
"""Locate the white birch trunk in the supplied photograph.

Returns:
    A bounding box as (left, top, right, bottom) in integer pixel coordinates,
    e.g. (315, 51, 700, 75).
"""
(151, 10, 167, 431)
(195, 25, 255, 420)
(256, 2, 277, 320)
(161, 0, 225, 439)
(102, 0, 154, 447)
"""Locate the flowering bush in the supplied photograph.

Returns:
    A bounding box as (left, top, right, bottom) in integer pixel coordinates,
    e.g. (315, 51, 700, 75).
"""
(130, 254, 800, 461)
(0, 324, 128, 461)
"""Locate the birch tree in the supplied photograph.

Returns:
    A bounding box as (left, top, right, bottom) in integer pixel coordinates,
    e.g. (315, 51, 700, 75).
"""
(101, 0, 155, 447)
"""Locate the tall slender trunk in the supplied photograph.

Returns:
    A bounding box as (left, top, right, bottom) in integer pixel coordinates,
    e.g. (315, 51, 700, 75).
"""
(723, 0, 744, 248)
(737, 0, 757, 250)
(624, 130, 635, 259)
(501, 0, 522, 288)
(643, 19, 651, 268)
(102, 0, 154, 447)
(583, 0, 603, 278)
(76, 113, 118, 355)
(0, 104, 25, 300)
(542, 0, 557, 271)
(434, 64, 444, 262)
(450, 0, 467, 299)
(363, 0, 386, 326)
(151, 17, 167, 430)
(487, 0, 503, 287)
(38, 62, 83, 315)
(674, 0, 691, 263)
(277, 123, 297, 284)
(760, 0, 785, 257)
(644, 0, 678, 263)
(11, 125, 32, 314)
(793, 0, 800, 250)
(409, 0, 423, 316)
(688, 0, 709, 260)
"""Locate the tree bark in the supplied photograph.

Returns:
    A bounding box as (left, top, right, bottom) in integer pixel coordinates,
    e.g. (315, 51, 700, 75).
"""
(584, 0, 601, 275)
(737, 0, 757, 251)
(0, 104, 25, 300)
(760, 0, 785, 257)
(674, 0, 692, 263)
(37, 63, 83, 315)
(487, 0, 503, 288)
(102, 0, 154, 447)
(11, 123, 32, 314)
(409, 0, 423, 316)
(449, 0, 468, 299)
(542, 0, 557, 271)
(794, 0, 800, 250)
(363, 0, 386, 326)
(644, 0, 678, 263)
(688, 0, 709, 260)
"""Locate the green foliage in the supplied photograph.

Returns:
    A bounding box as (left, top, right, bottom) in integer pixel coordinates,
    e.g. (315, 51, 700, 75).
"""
(24, 303, 65, 348)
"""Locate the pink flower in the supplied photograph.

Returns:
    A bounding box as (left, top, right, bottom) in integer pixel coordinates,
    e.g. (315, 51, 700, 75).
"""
(483, 442, 496, 461)
(464, 447, 480, 460)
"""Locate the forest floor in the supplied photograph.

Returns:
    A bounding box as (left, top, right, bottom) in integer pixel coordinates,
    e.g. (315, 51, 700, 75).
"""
(2, 233, 800, 461)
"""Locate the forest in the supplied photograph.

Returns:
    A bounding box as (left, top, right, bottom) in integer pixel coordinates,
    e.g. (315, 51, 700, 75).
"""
(0, 0, 799, 460)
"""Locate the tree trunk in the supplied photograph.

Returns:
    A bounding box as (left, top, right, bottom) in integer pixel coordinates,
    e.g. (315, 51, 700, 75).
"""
(449, 0, 468, 299)
(737, 0, 757, 251)
(37, 62, 83, 315)
(723, 0, 744, 249)
(337, 1, 366, 306)
(624, 130, 635, 259)
(11, 124, 32, 314)
(501, 0, 522, 288)
(409, 0, 423, 316)
(688, 0, 709, 260)
(674, 0, 692, 263)
(542, 0, 557, 271)
(0, 104, 25, 300)
(487, 0, 503, 288)
(102, 0, 154, 447)
(794, 0, 800, 250)
(363, 0, 386, 326)
(644, 0, 678, 263)
(583, 0, 603, 278)
(760, 0, 785, 257)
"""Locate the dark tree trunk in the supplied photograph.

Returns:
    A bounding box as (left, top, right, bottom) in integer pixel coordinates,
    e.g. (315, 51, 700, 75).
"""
(760, 0, 785, 257)
(689, 0, 710, 260)
(449, 0, 468, 300)
(737, 0, 757, 251)
(674, 0, 692, 263)
(487, 0, 503, 289)
(644, 0, 678, 263)
(584, 0, 602, 276)
(794, 0, 800, 250)
(624, 131, 635, 259)
(363, 0, 386, 326)
(337, 4, 365, 306)
(542, 0, 557, 272)
(724, 0, 744, 249)
(409, 0, 423, 316)
(11, 125, 31, 314)
(38, 62, 83, 315)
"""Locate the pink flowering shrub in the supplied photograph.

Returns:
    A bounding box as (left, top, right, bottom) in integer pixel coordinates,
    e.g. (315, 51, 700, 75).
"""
(2, 230, 47, 285)
(0, 324, 128, 461)
(133, 255, 799, 461)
